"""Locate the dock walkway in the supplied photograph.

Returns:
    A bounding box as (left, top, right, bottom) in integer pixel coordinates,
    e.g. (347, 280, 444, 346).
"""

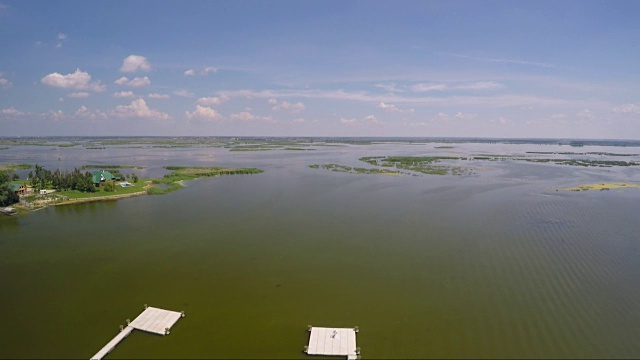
(91, 306, 184, 360)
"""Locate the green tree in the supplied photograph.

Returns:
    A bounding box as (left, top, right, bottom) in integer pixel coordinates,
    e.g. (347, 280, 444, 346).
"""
(103, 181, 116, 192)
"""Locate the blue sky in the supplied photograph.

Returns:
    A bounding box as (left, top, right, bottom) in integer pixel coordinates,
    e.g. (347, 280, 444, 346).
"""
(1, 0, 639, 138)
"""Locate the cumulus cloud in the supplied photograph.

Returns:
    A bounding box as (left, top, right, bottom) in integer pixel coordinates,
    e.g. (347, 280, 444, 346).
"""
(56, 33, 67, 48)
(454, 112, 477, 120)
(230, 110, 273, 122)
(113, 91, 135, 98)
(184, 67, 218, 76)
(491, 117, 509, 125)
(197, 94, 230, 106)
(271, 99, 305, 112)
(126, 76, 150, 87)
(114, 76, 129, 85)
(41, 110, 67, 121)
(120, 55, 151, 73)
(340, 117, 358, 125)
(113, 99, 170, 120)
(67, 92, 90, 98)
(577, 109, 594, 119)
(114, 76, 150, 87)
(75, 106, 107, 120)
(0, 73, 13, 89)
(41, 69, 105, 92)
(1, 107, 26, 116)
(174, 89, 194, 98)
(268, 98, 278, 105)
(613, 104, 640, 114)
(185, 105, 223, 121)
(376, 102, 414, 113)
(148, 93, 170, 99)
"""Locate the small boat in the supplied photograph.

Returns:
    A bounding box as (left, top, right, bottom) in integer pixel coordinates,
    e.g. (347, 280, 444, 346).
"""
(0, 207, 18, 216)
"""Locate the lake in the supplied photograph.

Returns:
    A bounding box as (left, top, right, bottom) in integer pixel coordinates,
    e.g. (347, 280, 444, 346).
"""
(1, 138, 639, 358)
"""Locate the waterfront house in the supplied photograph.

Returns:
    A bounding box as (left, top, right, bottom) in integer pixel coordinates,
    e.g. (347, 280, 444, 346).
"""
(11, 184, 27, 195)
(91, 170, 121, 187)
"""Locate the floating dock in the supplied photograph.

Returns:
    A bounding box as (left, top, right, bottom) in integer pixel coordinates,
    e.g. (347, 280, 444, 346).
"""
(305, 326, 360, 360)
(91, 305, 184, 360)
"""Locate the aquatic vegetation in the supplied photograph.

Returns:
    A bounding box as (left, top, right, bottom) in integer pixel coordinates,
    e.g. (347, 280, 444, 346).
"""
(558, 182, 640, 192)
(148, 166, 263, 195)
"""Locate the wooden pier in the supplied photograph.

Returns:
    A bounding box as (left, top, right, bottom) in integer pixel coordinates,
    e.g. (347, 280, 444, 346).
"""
(305, 326, 360, 360)
(91, 305, 184, 360)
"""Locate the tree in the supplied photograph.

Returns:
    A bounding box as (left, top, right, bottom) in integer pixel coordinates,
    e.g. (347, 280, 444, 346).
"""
(0, 171, 16, 206)
(11, 173, 19, 181)
(131, 173, 139, 183)
(103, 181, 116, 192)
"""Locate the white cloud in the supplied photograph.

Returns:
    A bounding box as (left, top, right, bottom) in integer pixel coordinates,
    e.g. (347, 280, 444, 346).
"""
(230, 110, 274, 122)
(41, 69, 105, 92)
(185, 105, 223, 121)
(340, 117, 358, 125)
(120, 55, 151, 73)
(75, 106, 107, 120)
(613, 104, 640, 114)
(41, 110, 67, 121)
(126, 76, 150, 87)
(148, 93, 170, 99)
(268, 98, 278, 105)
(1, 107, 26, 116)
(56, 33, 67, 48)
(376, 102, 414, 113)
(374, 83, 404, 93)
(363, 114, 383, 125)
(411, 83, 447, 92)
(0, 3, 9, 9)
(202, 67, 218, 75)
(184, 67, 218, 76)
(113, 91, 135, 98)
(491, 117, 509, 125)
(220, 89, 570, 109)
(442, 52, 555, 68)
(0, 73, 12, 89)
(114, 76, 150, 87)
(455, 81, 503, 90)
(174, 89, 194, 98)
(271, 100, 305, 112)
(67, 92, 90, 98)
(197, 94, 230, 106)
(114, 76, 129, 85)
(454, 112, 477, 120)
(113, 99, 170, 120)
(577, 109, 594, 119)
(291, 118, 305, 124)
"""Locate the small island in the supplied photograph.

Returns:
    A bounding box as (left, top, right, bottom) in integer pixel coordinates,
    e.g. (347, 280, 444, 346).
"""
(0, 164, 263, 215)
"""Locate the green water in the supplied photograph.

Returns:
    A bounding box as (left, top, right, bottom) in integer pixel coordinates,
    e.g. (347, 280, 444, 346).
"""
(1, 142, 639, 358)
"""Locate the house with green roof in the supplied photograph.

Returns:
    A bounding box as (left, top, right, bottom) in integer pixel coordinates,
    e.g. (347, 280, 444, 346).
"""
(91, 170, 121, 187)
(11, 183, 27, 195)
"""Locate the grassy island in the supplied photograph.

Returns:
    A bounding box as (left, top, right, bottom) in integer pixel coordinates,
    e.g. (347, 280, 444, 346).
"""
(1, 165, 263, 214)
(558, 182, 640, 192)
